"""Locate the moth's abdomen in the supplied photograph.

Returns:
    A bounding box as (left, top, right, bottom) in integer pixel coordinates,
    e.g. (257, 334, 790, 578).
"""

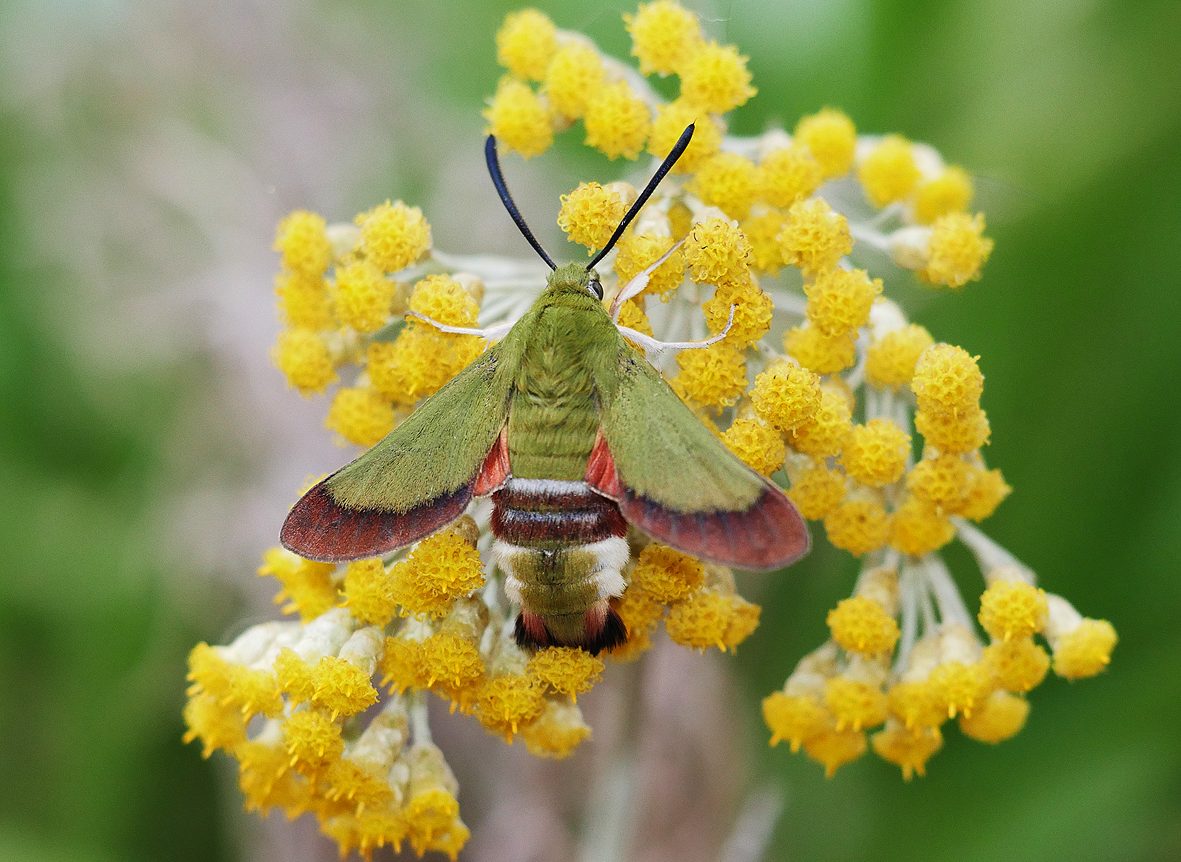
(490, 478, 629, 653)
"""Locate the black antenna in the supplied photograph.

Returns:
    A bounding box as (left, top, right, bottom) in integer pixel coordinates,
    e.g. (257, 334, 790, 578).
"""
(485, 135, 557, 270)
(586, 123, 695, 271)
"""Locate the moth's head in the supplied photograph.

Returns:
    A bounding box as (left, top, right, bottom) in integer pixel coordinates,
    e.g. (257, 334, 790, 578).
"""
(547, 262, 604, 300)
(483, 124, 695, 296)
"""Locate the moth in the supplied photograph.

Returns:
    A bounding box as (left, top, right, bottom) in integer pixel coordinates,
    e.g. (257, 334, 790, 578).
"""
(282, 125, 810, 654)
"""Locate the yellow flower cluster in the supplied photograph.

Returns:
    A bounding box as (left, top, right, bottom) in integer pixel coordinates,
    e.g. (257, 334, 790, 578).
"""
(197, 5, 1117, 854)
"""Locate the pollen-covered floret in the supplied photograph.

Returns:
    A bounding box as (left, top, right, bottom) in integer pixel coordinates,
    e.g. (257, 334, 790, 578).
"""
(689, 152, 760, 219)
(840, 419, 910, 488)
(558, 182, 631, 251)
(786, 459, 846, 519)
(528, 648, 604, 701)
(484, 77, 555, 159)
(335, 261, 395, 333)
(584, 81, 651, 160)
(630, 543, 704, 603)
(678, 41, 756, 114)
(674, 343, 748, 409)
(784, 324, 857, 375)
(275, 210, 332, 278)
(325, 386, 396, 448)
(522, 700, 592, 759)
(921, 212, 994, 288)
(828, 596, 899, 655)
(273, 329, 336, 394)
(889, 495, 956, 556)
(914, 166, 973, 224)
(357, 201, 432, 272)
(543, 42, 606, 120)
(858, 135, 920, 207)
(721, 416, 785, 475)
(495, 9, 558, 81)
(750, 361, 821, 433)
(804, 268, 882, 336)
(914, 406, 991, 453)
(866, 324, 934, 390)
(341, 559, 398, 627)
(409, 274, 480, 327)
(759, 144, 823, 207)
(911, 344, 983, 417)
(824, 496, 891, 556)
(625, 0, 703, 75)
(978, 579, 1047, 642)
(789, 384, 853, 457)
(684, 217, 752, 287)
(794, 108, 856, 178)
(665, 588, 757, 652)
(778, 198, 853, 277)
(275, 271, 334, 330)
(959, 690, 1029, 743)
(871, 722, 942, 780)
(390, 529, 485, 618)
(613, 232, 685, 298)
(702, 278, 773, 347)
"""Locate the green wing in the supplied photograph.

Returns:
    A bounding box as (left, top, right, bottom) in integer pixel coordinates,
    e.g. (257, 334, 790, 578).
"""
(281, 346, 513, 561)
(589, 343, 810, 570)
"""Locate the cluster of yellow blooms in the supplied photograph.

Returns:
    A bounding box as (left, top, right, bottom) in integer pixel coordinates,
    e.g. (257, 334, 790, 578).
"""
(185, 3, 1117, 857)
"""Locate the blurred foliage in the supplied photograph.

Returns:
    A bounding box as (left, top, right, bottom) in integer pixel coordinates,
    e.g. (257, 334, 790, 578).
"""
(1, 0, 1179, 860)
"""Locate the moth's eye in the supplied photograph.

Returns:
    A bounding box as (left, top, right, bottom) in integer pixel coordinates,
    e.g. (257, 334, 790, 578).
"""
(587, 274, 604, 300)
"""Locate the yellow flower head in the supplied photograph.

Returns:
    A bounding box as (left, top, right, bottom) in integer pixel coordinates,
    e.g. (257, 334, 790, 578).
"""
(630, 543, 705, 603)
(477, 673, 546, 739)
(341, 558, 398, 627)
(558, 181, 631, 251)
(914, 166, 973, 224)
(335, 260, 394, 333)
(786, 459, 847, 519)
(794, 108, 856, 178)
(741, 210, 788, 274)
(275, 210, 332, 278)
(528, 647, 605, 701)
(978, 579, 1048, 642)
(665, 588, 755, 652)
(390, 530, 485, 618)
(689, 152, 760, 219)
(763, 690, 828, 752)
(273, 329, 336, 394)
(543, 41, 606, 120)
(759, 144, 823, 208)
(866, 323, 934, 390)
(889, 495, 956, 556)
(613, 232, 685, 298)
(803, 725, 867, 777)
(325, 386, 396, 448)
(522, 700, 593, 759)
(911, 343, 984, 417)
(750, 361, 821, 433)
(824, 496, 892, 556)
(275, 271, 333, 330)
(804, 267, 883, 336)
(684, 217, 752, 287)
(357, 201, 432, 272)
(959, 690, 1030, 743)
(703, 277, 773, 347)
(827, 596, 900, 656)
(679, 42, 757, 114)
(914, 405, 991, 453)
(409, 274, 480, 327)
(674, 343, 748, 409)
(789, 383, 853, 457)
(841, 418, 910, 488)
(784, 324, 857, 375)
(484, 77, 554, 158)
(871, 722, 942, 781)
(625, 0, 703, 75)
(721, 416, 785, 475)
(495, 8, 558, 80)
(858, 135, 920, 207)
(982, 637, 1050, 693)
(921, 212, 994, 288)
(778, 198, 853, 277)
(824, 671, 888, 733)
(584, 81, 651, 160)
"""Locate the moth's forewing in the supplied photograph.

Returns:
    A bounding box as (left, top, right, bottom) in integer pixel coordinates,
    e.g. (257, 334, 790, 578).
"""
(588, 345, 810, 570)
(281, 347, 514, 561)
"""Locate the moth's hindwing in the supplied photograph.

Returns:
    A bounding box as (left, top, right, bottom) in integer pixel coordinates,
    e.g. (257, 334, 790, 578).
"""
(588, 344, 810, 570)
(281, 347, 512, 561)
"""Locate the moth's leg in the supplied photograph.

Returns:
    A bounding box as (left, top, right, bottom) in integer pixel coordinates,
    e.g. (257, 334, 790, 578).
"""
(609, 238, 686, 321)
(407, 311, 514, 342)
(617, 305, 736, 358)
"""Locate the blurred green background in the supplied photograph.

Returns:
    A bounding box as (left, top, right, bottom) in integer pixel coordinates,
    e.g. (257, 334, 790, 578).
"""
(1, 0, 1178, 860)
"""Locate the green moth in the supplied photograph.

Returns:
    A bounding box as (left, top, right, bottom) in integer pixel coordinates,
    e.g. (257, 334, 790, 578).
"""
(282, 125, 810, 653)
